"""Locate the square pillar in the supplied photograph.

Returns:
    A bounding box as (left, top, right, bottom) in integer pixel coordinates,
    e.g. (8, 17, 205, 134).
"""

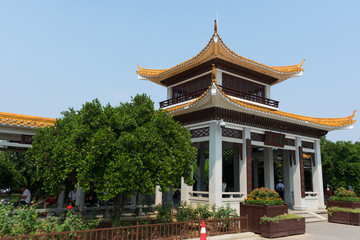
(264, 148, 274, 190)
(155, 185, 162, 205)
(282, 150, 293, 207)
(209, 121, 222, 207)
(167, 87, 172, 99)
(215, 70, 222, 85)
(293, 137, 305, 210)
(181, 177, 190, 203)
(76, 187, 85, 212)
(312, 139, 326, 209)
(57, 190, 65, 208)
(240, 127, 250, 197)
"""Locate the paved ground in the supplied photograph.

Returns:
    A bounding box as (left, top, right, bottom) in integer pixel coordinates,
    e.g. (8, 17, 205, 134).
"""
(250, 222, 360, 240)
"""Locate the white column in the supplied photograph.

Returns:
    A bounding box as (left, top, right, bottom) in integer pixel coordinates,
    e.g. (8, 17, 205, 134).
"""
(209, 121, 222, 206)
(313, 139, 326, 209)
(240, 128, 250, 197)
(282, 150, 293, 207)
(155, 185, 162, 205)
(57, 190, 65, 208)
(215, 70, 222, 85)
(181, 177, 190, 203)
(167, 87, 172, 99)
(264, 148, 274, 189)
(75, 187, 85, 212)
(265, 85, 271, 99)
(253, 158, 259, 189)
(293, 137, 304, 210)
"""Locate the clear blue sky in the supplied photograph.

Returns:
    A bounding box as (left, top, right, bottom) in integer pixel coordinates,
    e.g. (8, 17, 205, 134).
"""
(0, 1, 359, 142)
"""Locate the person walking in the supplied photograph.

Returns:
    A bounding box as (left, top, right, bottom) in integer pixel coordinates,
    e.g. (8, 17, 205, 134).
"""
(276, 179, 285, 200)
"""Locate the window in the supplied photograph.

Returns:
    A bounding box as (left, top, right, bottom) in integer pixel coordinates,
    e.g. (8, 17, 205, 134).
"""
(172, 74, 212, 98)
(223, 73, 265, 97)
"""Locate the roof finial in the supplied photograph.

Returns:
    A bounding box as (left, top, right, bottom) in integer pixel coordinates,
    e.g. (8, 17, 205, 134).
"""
(212, 64, 216, 82)
(300, 59, 305, 66)
(214, 20, 217, 33)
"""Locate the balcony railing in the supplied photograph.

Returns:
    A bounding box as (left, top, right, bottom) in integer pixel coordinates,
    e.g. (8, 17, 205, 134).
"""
(219, 85, 279, 108)
(159, 88, 208, 108)
(159, 86, 279, 109)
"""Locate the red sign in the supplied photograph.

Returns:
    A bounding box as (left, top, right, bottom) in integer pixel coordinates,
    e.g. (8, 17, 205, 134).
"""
(264, 132, 285, 148)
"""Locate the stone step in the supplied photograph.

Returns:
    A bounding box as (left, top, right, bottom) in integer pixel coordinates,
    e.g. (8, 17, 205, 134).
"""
(290, 210, 327, 223)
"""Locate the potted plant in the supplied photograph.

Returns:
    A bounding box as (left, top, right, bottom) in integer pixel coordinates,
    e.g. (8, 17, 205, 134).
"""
(259, 214, 305, 238)
(349, 208, 360, 226)
(327, 187, 360, 209)
(328, 207, 351, 225)
(240, 187, 287, 233)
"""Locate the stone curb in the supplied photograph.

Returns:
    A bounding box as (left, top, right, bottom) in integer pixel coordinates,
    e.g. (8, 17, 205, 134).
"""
(186, 232, 255, 240)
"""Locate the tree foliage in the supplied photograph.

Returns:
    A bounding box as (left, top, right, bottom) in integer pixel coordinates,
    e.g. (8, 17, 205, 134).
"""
(0, 152, 23, 191)
(321, 137, 360, 194)
(26, 94, 197, 217)
(0, 152, 43, 197)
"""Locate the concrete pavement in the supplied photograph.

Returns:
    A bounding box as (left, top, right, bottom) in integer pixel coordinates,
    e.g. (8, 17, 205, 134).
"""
(251, 222, 360, 240)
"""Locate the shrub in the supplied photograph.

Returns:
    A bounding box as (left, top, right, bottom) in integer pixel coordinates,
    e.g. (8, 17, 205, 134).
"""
(155, 202, 173, 223)
(41, 208, 100, 233)
(212, 204, 238, 219)
(175, 202, 197, 222)
(260, 213, 302, 224)
(0, 204, 41, 237)
(194, 204, 213, 220)
(0, 204, 100, 238)
(244, 187, 284, 206)
(329, 187, 360, 202)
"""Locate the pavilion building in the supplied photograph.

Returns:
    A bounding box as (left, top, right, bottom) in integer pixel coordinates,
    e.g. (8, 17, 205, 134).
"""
(137, 21, 356, 212)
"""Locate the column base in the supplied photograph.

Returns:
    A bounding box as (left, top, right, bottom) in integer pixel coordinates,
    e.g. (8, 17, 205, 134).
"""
(317, 205, 326, 210)
(293, 205, 307, 211)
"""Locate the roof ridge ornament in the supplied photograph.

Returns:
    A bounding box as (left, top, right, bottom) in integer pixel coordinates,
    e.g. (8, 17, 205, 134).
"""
(212, 64, 216, 82)
(299, 59, 305, 66)
(214, 20, 217, 33)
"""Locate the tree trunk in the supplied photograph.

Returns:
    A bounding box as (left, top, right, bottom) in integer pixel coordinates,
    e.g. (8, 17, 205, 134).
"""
(112, 193, 127, 220)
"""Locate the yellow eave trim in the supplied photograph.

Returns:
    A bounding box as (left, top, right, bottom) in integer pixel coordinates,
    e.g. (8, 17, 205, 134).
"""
(137, 32, 304, 79)
(0, 112, 56, 128)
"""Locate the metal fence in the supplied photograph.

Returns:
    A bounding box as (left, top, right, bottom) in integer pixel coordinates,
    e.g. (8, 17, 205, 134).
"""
(1, 217, 248, 240)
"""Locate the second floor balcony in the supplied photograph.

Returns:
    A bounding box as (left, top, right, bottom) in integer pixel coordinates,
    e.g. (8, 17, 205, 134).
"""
(159, 85, 279, 109)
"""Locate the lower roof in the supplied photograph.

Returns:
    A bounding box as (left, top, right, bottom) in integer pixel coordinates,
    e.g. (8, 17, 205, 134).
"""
(0, 112, 56, 128)
(165, 79, 356, 131)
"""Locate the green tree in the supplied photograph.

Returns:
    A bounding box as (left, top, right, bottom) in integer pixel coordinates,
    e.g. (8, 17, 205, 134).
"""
(26, 94, 197, 218)
(0, 152, 43, 197)
(321, 137, 360, 194)
(0, 152, 24, 192)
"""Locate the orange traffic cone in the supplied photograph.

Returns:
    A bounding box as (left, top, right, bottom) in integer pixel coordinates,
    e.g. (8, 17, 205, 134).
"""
(200, 220, 207, 240)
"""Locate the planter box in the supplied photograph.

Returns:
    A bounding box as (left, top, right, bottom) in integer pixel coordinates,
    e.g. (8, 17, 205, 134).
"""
(289, 218, 306, 235)
(327, 200, 360, 209)
(260, 218, 305, 238)
(260, 219, 290, 238)
(328, 211, 350, 225)
(240, 203, 288, 233)
(350, 212, 360, 226)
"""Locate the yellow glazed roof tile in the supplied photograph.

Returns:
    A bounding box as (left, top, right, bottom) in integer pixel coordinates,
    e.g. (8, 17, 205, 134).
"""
(137, 21, 304, 80)
(0, 112, 56, 128)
